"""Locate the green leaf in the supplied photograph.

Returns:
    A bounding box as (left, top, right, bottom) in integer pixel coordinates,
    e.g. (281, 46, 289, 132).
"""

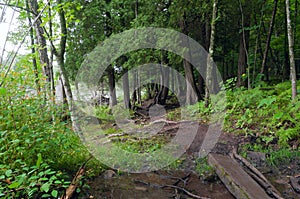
(40, 183, 50, 193)
(274, 112, 284, 120)
(51, 190, 58, 198)
(36, 153, 43, 168)
(8, 181, 20, 189)
(5, 169, 12, 177)
(54, 180, 62, 184)
(0, 88, 7, 96)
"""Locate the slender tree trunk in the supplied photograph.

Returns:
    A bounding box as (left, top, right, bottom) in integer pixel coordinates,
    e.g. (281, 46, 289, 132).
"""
(25, 0, 40, 92)
(107, 66, 117, 108)
(237, 0, 250, 87)
(179, 13, 200, 105)
(29, 0, 52, 91)
(160, 67, 169, 104)
(205, 0, 218, 107)
(284, 6, 290, 80)
(48, 0, 55, 95)
(261, 0, 278, 80)
(46, 0, 78, 131)
(253, 3, 265, 84)
(293, 0, 298, 44)
(286, 0, 297, 100)
(123, 68, 131, 109)
(131, 72, 137, 108)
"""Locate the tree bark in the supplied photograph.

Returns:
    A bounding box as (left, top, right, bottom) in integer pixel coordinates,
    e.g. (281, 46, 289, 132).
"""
(286, 0, 297, 100)
(260, 0, 278, 81)
(179, 13, 200, 105)
(107, 65, 117, 108)
(29, 0, 52, 92)
(122, 68, 131, 109)
(205, 0, 218, 107)
(160, 66, 170, 105)
(25, 0, 40, 92)
(253, 3, 265, 84)
(236, 0, 250, 88)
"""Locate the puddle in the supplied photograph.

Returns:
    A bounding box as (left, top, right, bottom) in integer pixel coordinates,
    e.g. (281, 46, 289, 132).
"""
(85, 170, 234, 199)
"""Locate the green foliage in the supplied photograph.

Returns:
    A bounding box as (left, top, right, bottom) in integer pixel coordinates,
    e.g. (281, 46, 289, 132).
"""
(195, 157, 215, 179)
(0, 66, 91, 198)
(94, 105, 114, 121)
(225, 81, 300, 147)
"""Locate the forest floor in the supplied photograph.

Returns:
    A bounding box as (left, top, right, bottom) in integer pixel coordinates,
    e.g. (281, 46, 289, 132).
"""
(81, 108, 300, 199)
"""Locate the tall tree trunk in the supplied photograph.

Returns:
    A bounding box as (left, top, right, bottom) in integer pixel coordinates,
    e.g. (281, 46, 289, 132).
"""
(283, 6, 290, 80)
(286, 0, 297, 100)
(205, 0, 218, 107)
(45, 0, 77, 131)
(29, 0, 52, 92)
(48, 0, 55, 95)
(108, 66, 117, 108)
(131, 72, 137, 107)
(236, 0, 250, 87)
(293, 0, 298, 44)
(253, 3, 265, 84)
(122, 68, 131, 109)
(179, 13, 200, 105)
(160, 66, 170, 105)
(261, 0, 278, 81)
(25, 0, 40, 92)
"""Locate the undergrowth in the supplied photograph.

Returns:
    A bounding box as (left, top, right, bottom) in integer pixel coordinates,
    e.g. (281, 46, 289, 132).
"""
(0, 67, 97, 198)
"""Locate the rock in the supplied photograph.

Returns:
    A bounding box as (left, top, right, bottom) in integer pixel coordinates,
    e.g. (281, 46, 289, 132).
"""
(247, 151, 266, 167)
(102, 170, 116, 179)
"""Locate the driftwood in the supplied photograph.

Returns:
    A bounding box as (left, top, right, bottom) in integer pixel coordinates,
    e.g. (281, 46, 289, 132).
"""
(231, 147, 283, 199)
(61, 156, 93, 199)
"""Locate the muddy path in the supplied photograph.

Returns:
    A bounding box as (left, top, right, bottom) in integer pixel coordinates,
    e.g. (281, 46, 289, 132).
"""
(80, 111, 300, 199)
(82, 121, 237, 199)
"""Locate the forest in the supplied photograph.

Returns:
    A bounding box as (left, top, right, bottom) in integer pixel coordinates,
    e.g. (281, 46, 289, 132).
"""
(0, 0, 300, 198)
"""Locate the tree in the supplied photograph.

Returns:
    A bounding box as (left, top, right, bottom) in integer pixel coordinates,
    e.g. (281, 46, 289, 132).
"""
(236, 0, 250, 88)
(286, 0, 297, 100)
(261, 0, 278, 81)
(29, 0, 53, 93)
(205, 0, 218, 107)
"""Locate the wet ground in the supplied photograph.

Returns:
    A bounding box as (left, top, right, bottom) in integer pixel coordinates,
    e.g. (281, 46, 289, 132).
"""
(80, 115, 300, 199)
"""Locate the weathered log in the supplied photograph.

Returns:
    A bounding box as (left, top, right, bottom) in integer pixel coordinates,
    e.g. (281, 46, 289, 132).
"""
(208, 153, 272, 199)
(290, 176, 300, 193)
(231, 147, 282, 198)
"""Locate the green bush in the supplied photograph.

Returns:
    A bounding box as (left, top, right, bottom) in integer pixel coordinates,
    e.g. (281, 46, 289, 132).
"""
(0, 68, 91, 198)
(224, 81, 300, 147)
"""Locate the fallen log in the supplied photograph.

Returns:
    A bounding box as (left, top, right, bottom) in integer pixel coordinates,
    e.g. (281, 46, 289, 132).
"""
(290, 176, 300, 193)
(231, 147, 283, 199)
(208, 153, 272, 199)
(61, 156, 93, 199)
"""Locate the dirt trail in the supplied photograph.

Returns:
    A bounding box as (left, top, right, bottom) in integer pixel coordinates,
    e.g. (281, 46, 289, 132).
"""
(80, 111, 300, 199)
(83, 123, 236, 199)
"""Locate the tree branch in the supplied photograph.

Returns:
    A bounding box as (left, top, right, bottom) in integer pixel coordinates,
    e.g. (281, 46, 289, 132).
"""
(0, 2, 36, 16)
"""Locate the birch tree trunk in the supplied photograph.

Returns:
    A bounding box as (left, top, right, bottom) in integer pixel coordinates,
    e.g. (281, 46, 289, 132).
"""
(286, 0, 297, 100)
(205, 0, 218, 107)
(29, 0, 53, 92)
